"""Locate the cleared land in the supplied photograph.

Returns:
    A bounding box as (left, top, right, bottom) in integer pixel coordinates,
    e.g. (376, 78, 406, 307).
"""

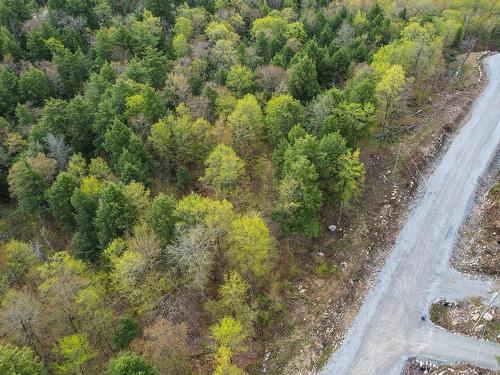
(320, 53, 500, 374)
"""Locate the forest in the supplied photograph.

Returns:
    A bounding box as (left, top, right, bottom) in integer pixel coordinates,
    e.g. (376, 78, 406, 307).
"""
(0, 0, 498, 374)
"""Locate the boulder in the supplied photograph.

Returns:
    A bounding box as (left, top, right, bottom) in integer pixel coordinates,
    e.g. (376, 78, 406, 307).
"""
(482, 312, 494, 322)
(474, 324, 485, 333)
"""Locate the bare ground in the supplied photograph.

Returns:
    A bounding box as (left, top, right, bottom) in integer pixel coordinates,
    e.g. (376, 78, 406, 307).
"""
(430, 298, 499, 343)
(450, 155, 500, 277)
(402, 358, 497, 375)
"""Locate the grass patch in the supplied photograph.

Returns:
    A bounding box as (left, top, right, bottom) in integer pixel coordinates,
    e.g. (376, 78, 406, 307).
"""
(316, 262, 341, 277)
(429, 303, 447, 323)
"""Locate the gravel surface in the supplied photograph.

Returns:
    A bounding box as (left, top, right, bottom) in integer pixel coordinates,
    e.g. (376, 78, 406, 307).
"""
(320, 53, 500, 374)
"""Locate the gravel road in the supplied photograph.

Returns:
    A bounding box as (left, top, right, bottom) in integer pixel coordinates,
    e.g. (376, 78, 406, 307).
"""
(320, 53, 500, 375)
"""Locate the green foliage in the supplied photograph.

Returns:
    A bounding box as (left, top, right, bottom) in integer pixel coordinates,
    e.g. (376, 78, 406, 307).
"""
(227, 94, 263, 155)
(321, 102, 374, 148)
(2, 240, 36, 287)
(273, 156, 323, 238)
(0, 66, 18, 115)
(429, 302, 447, 323)
(105, 351, 156, 375)
(146, 193, 177, 243)
(48, 41, 91, 97)
(8, 154, 57, 215)
(227, 214, 275, 281)
(371, 21, 442, 97)
(47, 172, 80, 232)
(212, 316, 247, 353)
(0, 26, 22, 60)
(288, 55, 320, 101)
(103, 118, 134, 167)
(0, 344, 47, 375)
(149, 105, 214, 173)
(31, 96, 95, 155)
(113, 314, 141, 350)
(200, 143, 245, 198)
(333, 149, 365, 206)
(252, 14, 288, 62)
(109, 225, 169, 313)
(18, 68, 53, 106)
(52, 334, 96, 375)
(206, 271, 256, 337)
(265, 95, 305, 146)
(0, 1, 492, 372)
(71, 176, 101, 261)
(95, 182, 136, 248)
(316, 132, 349, 197)
(226, 64, 254, 96)
(175, 193, 235, 237)
(316, 262, 340, 277)
(344, 67, 378, 106)
(0, 0, 33, 32)
(126, 47, 170, 90)
(116, 134, 152, 185)
(213, 346, 245, 375)
(375, 64, 406, 130)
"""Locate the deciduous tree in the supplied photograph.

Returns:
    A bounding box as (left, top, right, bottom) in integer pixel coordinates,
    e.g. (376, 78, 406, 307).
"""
(226, 64, 254, 97)
(52, 334, 96, 375)
(375, 64, 406, 134)
(2, 240, 36, 287)
(227, 215, 275, 282)
(8, 154, 57, 215)
(227, 94, 263, 156)
(0, 344, 47, 375)
(200, 144, 245, 198)
(131, 319, 192, 375)
(264, 95, 305, 146)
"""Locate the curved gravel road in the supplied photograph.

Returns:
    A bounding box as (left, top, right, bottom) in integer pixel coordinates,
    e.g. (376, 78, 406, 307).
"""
(320, 53, 500, 374)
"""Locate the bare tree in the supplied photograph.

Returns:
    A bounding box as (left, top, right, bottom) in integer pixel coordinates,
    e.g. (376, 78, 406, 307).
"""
(131, 318, 192, 374)
(46, 133, 72, 171)
(337, 20, 355, 45)
(454, 36, 478, 79)
(0, 290, 43, 352)
(256, 65, 287, 94)
(166, 225, 215, 294)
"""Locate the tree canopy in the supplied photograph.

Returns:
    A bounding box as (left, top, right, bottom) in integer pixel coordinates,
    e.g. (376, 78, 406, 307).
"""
(0, 0, 495, 373)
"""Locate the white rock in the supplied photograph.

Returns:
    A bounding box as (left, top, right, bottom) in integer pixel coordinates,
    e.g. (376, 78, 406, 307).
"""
(482, 312, 494, 322)
(474, 324, 485, 333)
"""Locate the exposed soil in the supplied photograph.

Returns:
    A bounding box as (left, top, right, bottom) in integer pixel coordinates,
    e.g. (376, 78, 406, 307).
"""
(450, 155, 500, 277)
(402, 358, 498, 375)
(261, 53, 492, 374)
(430, 298, 499, 343)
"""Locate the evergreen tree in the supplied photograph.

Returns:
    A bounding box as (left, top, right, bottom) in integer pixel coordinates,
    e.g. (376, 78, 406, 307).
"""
(95, 183, 136, 248)
(288, 55, 320, 102)
(273, 156, 323, 237)
(105, 352, 156, 375)
(47, 172, 80, 232)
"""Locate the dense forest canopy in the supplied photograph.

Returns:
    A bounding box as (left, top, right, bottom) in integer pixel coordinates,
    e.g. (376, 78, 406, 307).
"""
(0, 0, 498, 373)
